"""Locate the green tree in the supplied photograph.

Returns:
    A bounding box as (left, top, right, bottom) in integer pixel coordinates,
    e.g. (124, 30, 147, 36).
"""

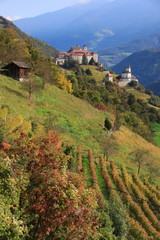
(21, 74, 42, 101)
(128, 93, 136, 105)
(0, 146, 29, 240)
(0, 28, 29, 64)
(84, 90, 101, 105)
(67, 74, 79, 92)
(64, 57, 78, 69)
(89, 57, 96, 65)
(82, 54, 89, 65)
(101, 136, 118, 161)
(86, 68, 92, 75)
(104, 118, 112, 131)
(109, 193, 128, 240)
(26, 40, 53, 88)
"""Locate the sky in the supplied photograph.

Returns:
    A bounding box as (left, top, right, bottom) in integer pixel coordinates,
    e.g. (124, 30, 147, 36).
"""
(1, 0, 91, 21)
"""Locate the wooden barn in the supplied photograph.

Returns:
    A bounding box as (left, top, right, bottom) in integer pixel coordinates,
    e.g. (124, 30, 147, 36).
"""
(2, 61, 30, 81)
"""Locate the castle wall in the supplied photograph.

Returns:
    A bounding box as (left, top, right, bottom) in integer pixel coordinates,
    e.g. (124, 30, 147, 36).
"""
(92, 53, 98, 62)
(56, 59, 65, 65)
(72, 55, 83, 64)
(87, 56, 93, 63)
(122, 73, 132, 79)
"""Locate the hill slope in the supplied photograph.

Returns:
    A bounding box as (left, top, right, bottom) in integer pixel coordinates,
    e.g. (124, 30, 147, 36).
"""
(0, 75, 160, 179)
(81, 154, 160, 239)
(0, 16, 58, 58)
(0, 74, 110, 154)
(1, 109, 160, 239)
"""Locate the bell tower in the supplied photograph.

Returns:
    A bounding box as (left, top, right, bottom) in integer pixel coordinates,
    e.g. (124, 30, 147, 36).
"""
(83, 44, 87, 51)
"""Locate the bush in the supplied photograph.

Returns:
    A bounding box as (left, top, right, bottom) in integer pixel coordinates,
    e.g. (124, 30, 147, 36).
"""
(94, 102, 107, 112)
(85, 68, 92, 76)
(84, 90, 102, 105)
(104, 118, 112, 130)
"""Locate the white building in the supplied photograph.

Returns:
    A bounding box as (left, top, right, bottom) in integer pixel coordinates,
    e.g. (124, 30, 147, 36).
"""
(105, 71, 113, 82)
(119, 65, 138, 87)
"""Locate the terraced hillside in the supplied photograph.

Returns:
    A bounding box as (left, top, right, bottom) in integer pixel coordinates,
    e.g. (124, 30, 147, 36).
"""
(78, 149, 160, 239)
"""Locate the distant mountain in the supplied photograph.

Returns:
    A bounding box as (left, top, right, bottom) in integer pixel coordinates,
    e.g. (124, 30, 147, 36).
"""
(112, 48, 160, 95)
(14, 0, 160, 53)
(146, 81, 160, 97)
(0, 16, 58, 58)
(99, 32, 160, 67)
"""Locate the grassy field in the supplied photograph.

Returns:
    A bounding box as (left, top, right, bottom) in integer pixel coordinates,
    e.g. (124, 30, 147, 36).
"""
(152, 123, 160, 147)
(81, 65, 106, 82)
(125, 87, 160, 110)
(125, 87, 150, 102)
(113, 126, 160, 181)
(0, 75, 111, 155)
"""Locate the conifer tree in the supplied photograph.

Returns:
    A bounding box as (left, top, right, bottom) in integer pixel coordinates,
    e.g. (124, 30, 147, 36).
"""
(89, 57, 96, 65)
(82, 53, 88, 65)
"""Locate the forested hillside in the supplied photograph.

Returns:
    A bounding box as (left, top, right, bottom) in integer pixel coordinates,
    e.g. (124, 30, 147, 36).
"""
(0, 16, 58, 58)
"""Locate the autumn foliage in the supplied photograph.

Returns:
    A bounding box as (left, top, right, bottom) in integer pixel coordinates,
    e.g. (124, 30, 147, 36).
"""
(1, 132, 98, 240)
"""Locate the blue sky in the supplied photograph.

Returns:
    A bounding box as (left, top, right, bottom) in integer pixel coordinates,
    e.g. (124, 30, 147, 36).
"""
(1, 0, 91, 20)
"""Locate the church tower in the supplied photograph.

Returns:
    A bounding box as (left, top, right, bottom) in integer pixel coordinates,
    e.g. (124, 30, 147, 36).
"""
(83, 44, 88, 51)
(122, 65, 132, 80)
(126, 65, 131, 74)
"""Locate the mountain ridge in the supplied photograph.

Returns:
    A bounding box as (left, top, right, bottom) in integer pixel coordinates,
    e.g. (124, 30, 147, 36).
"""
(14, 0, 160, 52)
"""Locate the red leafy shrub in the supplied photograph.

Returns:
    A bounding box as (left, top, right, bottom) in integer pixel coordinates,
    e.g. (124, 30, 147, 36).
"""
(2, 131, 98, 240)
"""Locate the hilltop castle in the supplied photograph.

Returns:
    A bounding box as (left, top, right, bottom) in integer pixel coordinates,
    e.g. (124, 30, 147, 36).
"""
(56, 45, 98, 65)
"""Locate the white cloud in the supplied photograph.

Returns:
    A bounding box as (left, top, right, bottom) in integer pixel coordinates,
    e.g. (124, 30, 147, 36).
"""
(74, 0, 91, 3)
(75, 0, 115, 3)
(6, 16, 22, 21)
(78, 0, 90, 2)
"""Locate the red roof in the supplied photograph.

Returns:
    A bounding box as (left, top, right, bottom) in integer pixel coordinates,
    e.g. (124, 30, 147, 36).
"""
(59, 49, 97, 57)
(106, 72, 112, 76)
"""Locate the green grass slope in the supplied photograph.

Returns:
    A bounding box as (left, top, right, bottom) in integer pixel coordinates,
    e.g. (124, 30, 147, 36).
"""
(113, 126, 160, 181)
(152, 123, 160, 147)
(0, 75, 110, 154)
(81, 65, 106, 82)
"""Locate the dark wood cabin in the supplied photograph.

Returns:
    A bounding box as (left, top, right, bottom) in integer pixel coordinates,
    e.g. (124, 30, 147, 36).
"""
(2, 61, 30, 81)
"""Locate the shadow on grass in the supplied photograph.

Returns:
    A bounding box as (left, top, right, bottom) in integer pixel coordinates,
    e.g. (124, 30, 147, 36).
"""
(3, 86, 25, 98)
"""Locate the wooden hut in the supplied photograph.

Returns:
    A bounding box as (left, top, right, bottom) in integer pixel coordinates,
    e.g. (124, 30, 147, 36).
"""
(2, 61, 30, 81)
